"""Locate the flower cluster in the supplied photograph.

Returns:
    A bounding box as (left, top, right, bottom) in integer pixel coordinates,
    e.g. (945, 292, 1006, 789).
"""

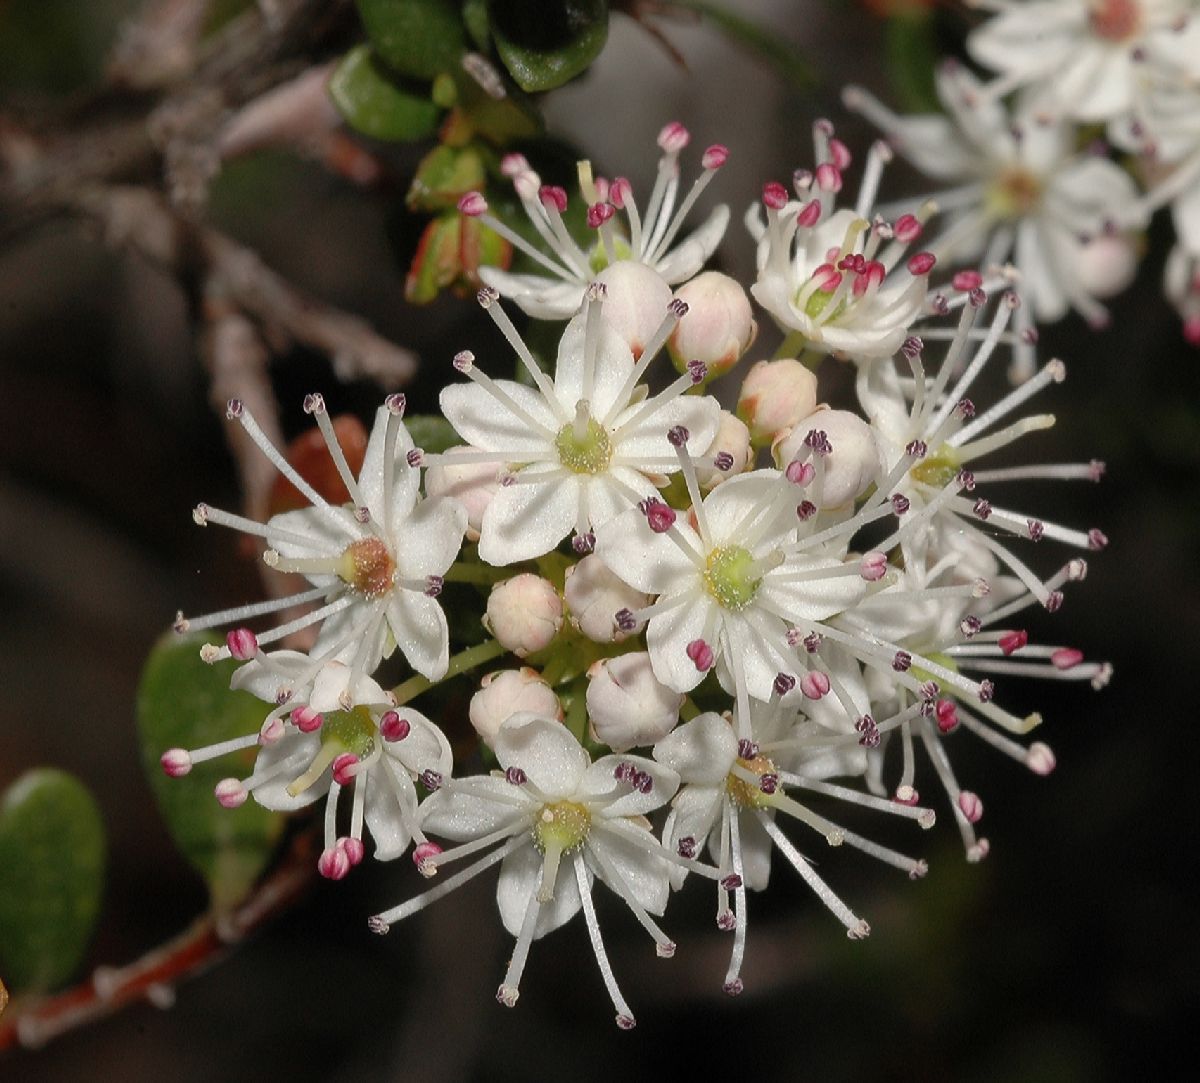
(841, 0, 1200, 366)
(165, 120, 1108, 1026)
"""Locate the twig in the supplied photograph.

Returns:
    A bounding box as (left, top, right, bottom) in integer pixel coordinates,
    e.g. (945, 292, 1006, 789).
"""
(0, 836, 317, 1054)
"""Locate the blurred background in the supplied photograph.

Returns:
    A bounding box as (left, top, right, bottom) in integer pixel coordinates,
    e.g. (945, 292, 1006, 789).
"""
(1, 1, 1196, 1079)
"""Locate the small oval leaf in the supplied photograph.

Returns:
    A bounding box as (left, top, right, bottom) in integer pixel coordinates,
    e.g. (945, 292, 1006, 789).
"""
(137, 634, 285, 913)
(357, 0, 467, 80)
(330, 45, 442, 142)
(489, 0, 608, 93)
(0, 769, 105, 993)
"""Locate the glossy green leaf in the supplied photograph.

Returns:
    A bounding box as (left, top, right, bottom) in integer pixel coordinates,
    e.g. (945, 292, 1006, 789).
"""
(407, 144, 487, 211)
(405, 413, 462, 454)
(405, 211, 510, 303)
(357, 0, 467, 80)
(0, 769, 105, 993)
(489, 0, 609, 93)
(462, 0, 490, 50)
(330, 45, 442, 142)
(137, 634, 285, 913)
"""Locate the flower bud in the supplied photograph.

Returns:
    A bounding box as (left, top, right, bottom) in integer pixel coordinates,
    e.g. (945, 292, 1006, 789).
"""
(596, 261, 673, 360)
(424, 446, 502, 541)
(773, 407, 878, 507)
(564, 554, 651, 643)
(469, 668, 563, 747)
(667, 271, 757, 377)
(484, 573, 563, 656)
(694, 410, 753, 491)
(586, 652, 683, 752)
(1074, 232, 1138, 300)
(736, 359, 819, 446)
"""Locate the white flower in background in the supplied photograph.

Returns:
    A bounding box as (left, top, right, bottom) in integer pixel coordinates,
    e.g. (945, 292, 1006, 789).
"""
(844, 63, 1143, 358)
(1165, 242, 1200, 342)
(653, 701, 934, 994)
(596, 450, 876, 738)
(855, 288, 1109, 598)
(837, 557, 1109, 859)
(177, 395, 467, 690)
(965, 0, 1200, 124)
(747, 121, 937, 360)
(437, 286, 719, 564)
(161, 651, 451, 878)
(458, 121, 729, 319)
(368, 714, 690, 1028)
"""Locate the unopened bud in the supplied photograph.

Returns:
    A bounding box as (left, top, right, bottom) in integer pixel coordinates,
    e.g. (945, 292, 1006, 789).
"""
(667, 272, 757, 378)
(694, 411, 752, 491)
(736, 359, 819, 446)
(596, 262, 673, 361)
(484, 574, 563, 657)
(773, 407, 878, 507)
(563, 554, 651, 643)
(424, 446, 502, 542)
(469, 668, 563, 747)
(587, 652, 683, 752)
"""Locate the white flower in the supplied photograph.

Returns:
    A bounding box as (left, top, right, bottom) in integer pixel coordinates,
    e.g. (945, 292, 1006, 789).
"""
(836, 558, 1109, 860)
(595, 456, 872, 737)
(160, 652, 451, 877)
(843, 63, 1143, 347)
(458, 121, 729, 319)
(653, 700, 933, 994)
(965, 0, 1200, 124)
(368, 714, 687, 1028)
(437, 287, 720, 564)
(1165, 242, 1200, 342)
(855, 288, 1109, 598)
(177, 394, 467, 689)
(747, 122, 936, 361)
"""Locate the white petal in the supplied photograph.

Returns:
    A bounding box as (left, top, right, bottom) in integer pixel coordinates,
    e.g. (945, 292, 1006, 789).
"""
(392, 495, 467, 580)
(759, 556, 867, 621)
(594, 506, 701, 595)
(359, 406, 419, 524)
(495, 713, 590, 798)
(666, 785, 724, 854)
(582, 754, 679, 817)
(230, 650, 309, 701)
(497, 842, 586, 938)
(646, 590, 714, 693)
(250, 733, 324, 811)
(652, 204, 730, 283)
(552, 310, 637, 425)
(309, 661, 386, 714)
(478, 267, 585, 319)
(588, 828, 670, 916)
(420, 778, 532, 840)
(386, 591, 449, 680)
(653, 712, 738, 784)
(387, 710, 453, 778)
(439, 380, 560, 453)
(363, 762, 416, 860)
(737, 810, 774, 891)
(477, 468, 580, 565)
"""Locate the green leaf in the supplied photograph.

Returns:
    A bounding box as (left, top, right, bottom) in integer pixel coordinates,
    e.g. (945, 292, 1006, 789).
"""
(407, 144, 488, 211)
(330, 45, 442, 142)
(357, 0, 467, 80)
(405, 413, 461, 454)
(489, 0, 609, 93)
(462, 0, 490, 50)
(0, 769, 105, 993)
(885, 12, 940, 113)
(137, 634, 285, 913)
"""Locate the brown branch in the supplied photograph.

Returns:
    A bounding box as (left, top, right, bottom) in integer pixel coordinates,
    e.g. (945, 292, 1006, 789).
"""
(0, 836, 317, 1054)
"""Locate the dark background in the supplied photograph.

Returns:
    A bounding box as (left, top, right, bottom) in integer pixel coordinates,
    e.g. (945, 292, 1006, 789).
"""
(1, 2, 1195, 1079)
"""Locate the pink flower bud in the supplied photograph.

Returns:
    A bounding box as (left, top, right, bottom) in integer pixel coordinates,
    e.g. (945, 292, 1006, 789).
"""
(469, 668, 562, 747)
(564, 555, 651, 643)
(339, 837, 365, 866)
(214, 778, 247, 808)
(226, 628, 258, 661)
(800, 671, 831, 700)
(859, 551, 888, 581)
(935, 699, 959, 734)
(773, 407, 878, 507)
(658, 120, 690, 153)
(667, 272, 757, 378)
(332, 752, 359, 787)
(1025, 742, 1057, 776)
(694, 412, 752, 491)
(484, 574, 563, 657)
(1075, 232, 1138, 298)
(424, 446, 502, 542)
(318, 847, 351, 880)
(595, 262, 673, 361)
(291, 705, 323, 733)
(457, 191, 487, 217)
(586, 653, 683, 752)
(958, 790, 984, 824)
(413, 841, 443, 877)
(736, 359, 819, 446)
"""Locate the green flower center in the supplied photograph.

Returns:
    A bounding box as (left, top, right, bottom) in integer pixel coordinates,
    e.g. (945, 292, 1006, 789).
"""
(587, 234, 635, 273)
(532, 801, 592, 854)
(909, 443, 962, 488)
(322, 706, 378, 758)
(911, 652, 957, 688)
(726, 753, 777, 810)
(704, 545, 761, 611)
(986, 167, 1043, 220)
(555, 412, 613, 475)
